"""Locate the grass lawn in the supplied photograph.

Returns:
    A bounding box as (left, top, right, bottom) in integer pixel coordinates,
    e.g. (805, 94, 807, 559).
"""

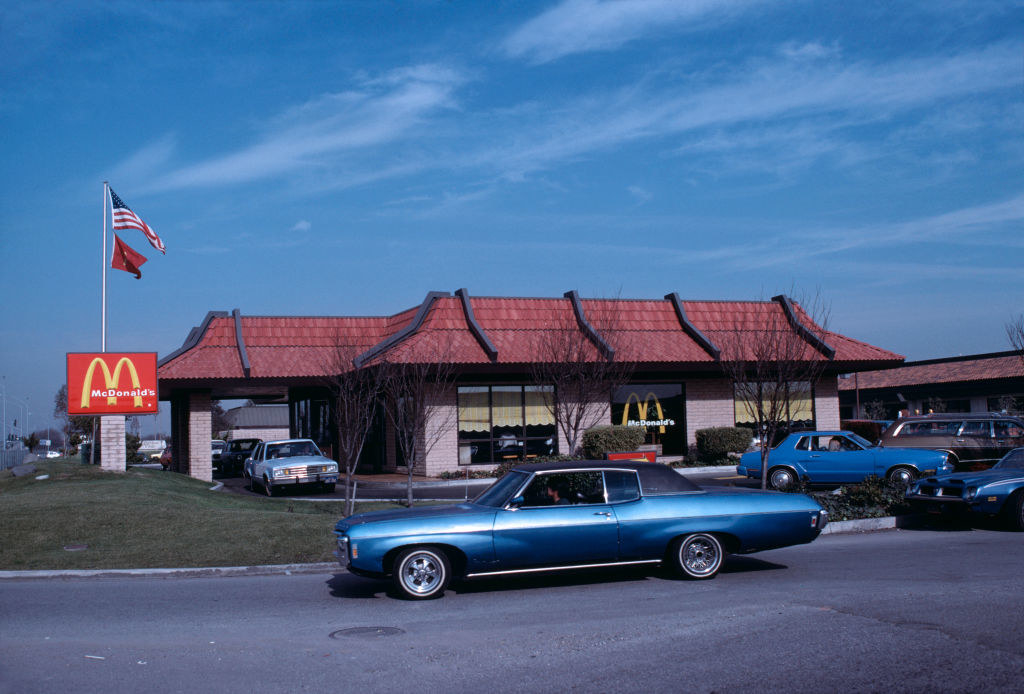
(0, 459, 410, 570)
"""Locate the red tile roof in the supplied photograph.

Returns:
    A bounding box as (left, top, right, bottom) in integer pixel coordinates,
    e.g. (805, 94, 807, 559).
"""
(158, 292, 903, 382)
(838, 352, 1024, 390)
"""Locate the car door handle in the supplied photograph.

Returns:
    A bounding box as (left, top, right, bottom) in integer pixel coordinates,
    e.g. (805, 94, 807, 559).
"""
(593, 511, 612, 518)
(809, 454, 821, 458)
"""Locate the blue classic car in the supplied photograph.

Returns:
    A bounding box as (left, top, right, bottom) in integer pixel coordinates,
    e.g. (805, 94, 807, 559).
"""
(242, 438, 339, 496)
(737, 430, 953, 490)
(333, 461, 828, 599)
(906, 447, 1024, 530)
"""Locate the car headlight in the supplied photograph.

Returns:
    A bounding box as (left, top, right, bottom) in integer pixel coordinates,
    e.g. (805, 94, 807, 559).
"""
(964, 486, 978, 501)
(273, 468, 289, 478)
(328, 463, 338, 472)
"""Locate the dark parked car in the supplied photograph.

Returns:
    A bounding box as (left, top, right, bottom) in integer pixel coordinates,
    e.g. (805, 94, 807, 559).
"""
(879, 413, 1024, 470)
(334, 460, 828, 599)
(217, 438, 261, 476)
(738, 430, 952, 489)
(906, 447, 1024, 530)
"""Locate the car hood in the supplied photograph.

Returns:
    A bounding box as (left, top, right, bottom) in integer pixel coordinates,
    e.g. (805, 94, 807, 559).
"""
(335, 503, 487, 533)
(261, 455, 334, 468)
(925, 468, 1024, 487)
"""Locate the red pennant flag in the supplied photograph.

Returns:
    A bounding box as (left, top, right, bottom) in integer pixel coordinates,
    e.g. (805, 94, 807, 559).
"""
(111, 233, 148, 279)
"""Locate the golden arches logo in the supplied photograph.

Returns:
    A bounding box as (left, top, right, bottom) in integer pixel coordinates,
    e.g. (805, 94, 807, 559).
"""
(620, 391, 669, 434)
(80, 357, 144, 409)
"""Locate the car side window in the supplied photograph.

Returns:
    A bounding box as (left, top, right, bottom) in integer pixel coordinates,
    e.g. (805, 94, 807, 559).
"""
(604, 470, 640, 503)
(959, 421, 991, 438)
(994, 421, 1023, 437)
(253, 444, 263, 460)
(520, 472, 605, 506)
(795, 437, 810, 451)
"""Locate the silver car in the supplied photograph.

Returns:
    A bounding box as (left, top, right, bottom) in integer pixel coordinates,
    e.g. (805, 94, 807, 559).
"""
(243, 438, 338, 496)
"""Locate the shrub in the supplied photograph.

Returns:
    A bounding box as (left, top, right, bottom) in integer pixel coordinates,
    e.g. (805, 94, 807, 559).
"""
(581, 426, 646, 459)
(695, 427, 752, 461)
(804, 475, 912, 522)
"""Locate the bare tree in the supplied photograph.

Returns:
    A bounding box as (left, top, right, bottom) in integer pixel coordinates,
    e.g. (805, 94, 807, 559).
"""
(718, 293, 832, 490)
(321, 341, 386, 516)
(1008, 315, 1024, 364)
(381, 337, 460, 507)
(529, 294, 634, 456)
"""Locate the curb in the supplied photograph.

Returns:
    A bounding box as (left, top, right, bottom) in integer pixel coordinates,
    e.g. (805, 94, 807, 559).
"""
(821, 514, 929, 535)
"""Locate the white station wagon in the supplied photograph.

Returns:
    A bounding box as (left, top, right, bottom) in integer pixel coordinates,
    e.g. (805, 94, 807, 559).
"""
(243, 438, 338, 496)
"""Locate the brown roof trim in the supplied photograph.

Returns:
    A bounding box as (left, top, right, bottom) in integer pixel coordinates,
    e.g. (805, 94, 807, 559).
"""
(456, 288, 498, 362)
(158, 310, 229, 367)
(564, 290, 615, 361)
(353, 291, 451, 368)
(664, 292, 721, 361)
(232, 308, 251, 378)
(772, 294, 836, 360)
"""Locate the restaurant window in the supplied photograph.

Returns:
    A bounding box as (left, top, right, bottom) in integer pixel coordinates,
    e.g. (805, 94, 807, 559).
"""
(610, 384, 685, 456)
(734, 382, 815, 430)
(290, 397, 333, 457)
(457, 385, 557, 464)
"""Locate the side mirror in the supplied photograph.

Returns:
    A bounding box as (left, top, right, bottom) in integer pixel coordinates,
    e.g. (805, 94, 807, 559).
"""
(508, 495, 525, 510)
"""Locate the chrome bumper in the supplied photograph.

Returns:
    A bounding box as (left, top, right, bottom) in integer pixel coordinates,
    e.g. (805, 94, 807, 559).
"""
(334, 536, 350, 568)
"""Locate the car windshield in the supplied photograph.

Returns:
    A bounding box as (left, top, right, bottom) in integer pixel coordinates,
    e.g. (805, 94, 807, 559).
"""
(994, 449, 1024, 470)
(265, 441, 321, 459)
(229, 440, 257, 452)
(472, 471, 529, 507)
(846, 433, 874, 448)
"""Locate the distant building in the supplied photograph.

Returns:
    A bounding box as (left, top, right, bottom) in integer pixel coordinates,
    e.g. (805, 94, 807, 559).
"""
(839, 350, 1024, 419)
(223, 404, 289, 442)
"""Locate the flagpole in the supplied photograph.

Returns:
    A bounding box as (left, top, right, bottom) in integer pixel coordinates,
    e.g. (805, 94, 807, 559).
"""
(102, 181, 108, 353)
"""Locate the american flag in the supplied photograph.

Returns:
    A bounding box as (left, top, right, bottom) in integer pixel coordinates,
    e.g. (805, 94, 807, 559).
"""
(109, 187, 165, 254)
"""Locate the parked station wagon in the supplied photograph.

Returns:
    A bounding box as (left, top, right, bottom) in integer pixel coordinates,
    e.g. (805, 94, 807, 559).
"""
(879, 413, 1024, 470)
(333, 461, 828, 599)
(243, 438, 338, 496)
(738, 430, 952, 489)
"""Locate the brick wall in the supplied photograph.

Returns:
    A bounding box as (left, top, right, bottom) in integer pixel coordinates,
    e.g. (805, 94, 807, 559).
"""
(99, 415, 126, 472)
(424, 385, 459, 476)
(684, 378, 736, 447)
(187, 391, 212, 482)
(814, 376, 840, 430)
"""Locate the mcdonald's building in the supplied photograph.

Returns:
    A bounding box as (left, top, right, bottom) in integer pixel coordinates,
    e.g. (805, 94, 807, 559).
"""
(157, 290, 902, 481)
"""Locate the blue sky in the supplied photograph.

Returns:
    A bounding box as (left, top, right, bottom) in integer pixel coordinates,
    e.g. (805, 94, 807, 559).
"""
(1, 0, 1022, 434)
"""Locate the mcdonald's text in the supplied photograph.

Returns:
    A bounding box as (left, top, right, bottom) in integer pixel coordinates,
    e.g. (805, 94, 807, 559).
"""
(66, 352, 159, 415)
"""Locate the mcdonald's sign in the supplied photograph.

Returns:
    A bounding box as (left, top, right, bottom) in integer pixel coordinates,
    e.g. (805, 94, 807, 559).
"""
(67, 353, 159, 415)
(619, 391, 676, 434)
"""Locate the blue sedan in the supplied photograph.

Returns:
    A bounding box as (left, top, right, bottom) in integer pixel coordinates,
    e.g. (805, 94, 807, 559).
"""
(906, 447, 1024, 530)
(334, 461, 827, 599)
(738, 430, 953, 490)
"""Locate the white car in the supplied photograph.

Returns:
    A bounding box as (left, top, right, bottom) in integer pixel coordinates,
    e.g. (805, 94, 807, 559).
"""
(242, 438, 338, 497)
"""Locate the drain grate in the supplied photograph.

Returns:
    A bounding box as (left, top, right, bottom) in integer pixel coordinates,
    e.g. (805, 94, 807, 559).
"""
(330, 627, 405, 639)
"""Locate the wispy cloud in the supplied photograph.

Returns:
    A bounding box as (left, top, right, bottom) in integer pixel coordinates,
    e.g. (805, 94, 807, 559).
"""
(627, 185, 653, 203)
(502, 0, 757, 64)
(476, 43, 1020, 180)
(142, 64, 465, 191)
(289, 220, 311, 232)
